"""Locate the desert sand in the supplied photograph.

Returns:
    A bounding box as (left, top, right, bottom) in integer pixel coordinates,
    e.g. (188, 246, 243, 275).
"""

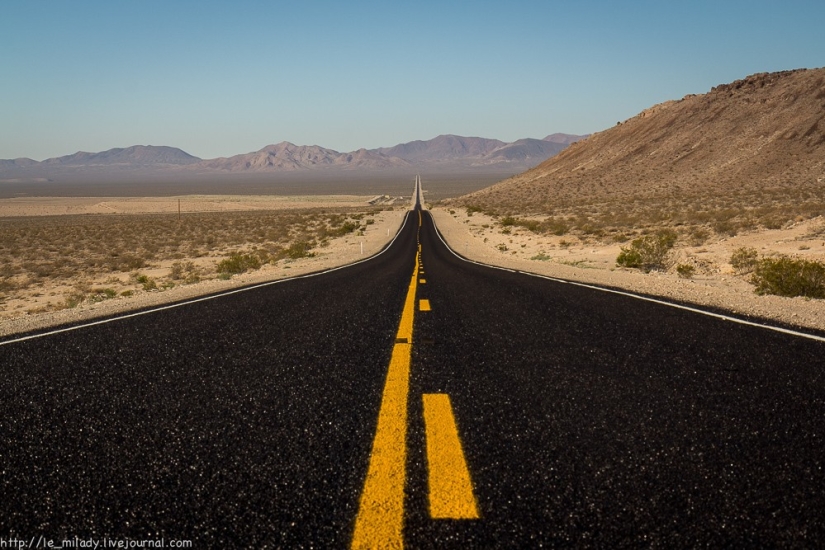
(0, 194, 385, 217)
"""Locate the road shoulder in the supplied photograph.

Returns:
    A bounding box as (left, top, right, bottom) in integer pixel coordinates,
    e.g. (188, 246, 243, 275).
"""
(429, 207, 825, 333)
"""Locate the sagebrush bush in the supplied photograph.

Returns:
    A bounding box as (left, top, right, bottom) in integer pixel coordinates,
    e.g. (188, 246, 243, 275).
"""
(327, 220, 359, 237)
(282, 240, 315, 259)
(217, 252, 262, 275)
(730, 247, 759, 275)
(65, 292, 85, 308)
(170, 261, 200, 283)
(616, 229, 677, 272)
(543, 217, 569, 236)
(134, 273, 157, 291)
(750, 256, 825, 298)
(676, 264, 696, 278)
(689, 228, 710, 246)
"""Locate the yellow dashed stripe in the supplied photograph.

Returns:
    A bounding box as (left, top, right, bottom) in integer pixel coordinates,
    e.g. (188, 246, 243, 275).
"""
(423, 394, 479, 519)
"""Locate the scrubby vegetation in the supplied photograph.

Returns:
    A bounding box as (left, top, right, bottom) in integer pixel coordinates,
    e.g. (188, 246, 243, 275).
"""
(134, 273, 157, 291)
(0, 207, 383, 315)
(615, 229, 678, 272)
(730, 247, 760, 275)
(170, 261, 201, 284)
(473, 186, 825, 246)
(676, 264, 696, 279)
(216, 252, 264, 275)
(749, 255, 825, 298)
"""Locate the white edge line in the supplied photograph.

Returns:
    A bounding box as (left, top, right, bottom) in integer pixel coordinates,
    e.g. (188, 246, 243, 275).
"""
(428, 213, 825, 344)
(0, 211, 414, 347)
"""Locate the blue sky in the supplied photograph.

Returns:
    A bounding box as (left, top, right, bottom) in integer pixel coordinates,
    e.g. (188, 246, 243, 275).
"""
(2, 1, 823, 160)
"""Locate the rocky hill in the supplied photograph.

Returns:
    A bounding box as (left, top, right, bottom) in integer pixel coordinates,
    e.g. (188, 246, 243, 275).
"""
(455, 68, 825, 233)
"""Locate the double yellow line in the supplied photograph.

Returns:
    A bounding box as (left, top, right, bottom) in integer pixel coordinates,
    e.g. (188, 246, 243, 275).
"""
(351, 247, 419, 547)
(352, 216, 477, 549)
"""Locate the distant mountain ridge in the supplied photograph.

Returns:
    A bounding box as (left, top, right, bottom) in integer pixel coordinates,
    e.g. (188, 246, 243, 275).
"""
(376, 134, 586, 164)
(43, 145, 201, 166)
(200, 142, 410, 172)
(376, 135, 507, 162)
(0, 158, 38, 169)
(0, 133, 587, 177)
(542, 133, 584, 145)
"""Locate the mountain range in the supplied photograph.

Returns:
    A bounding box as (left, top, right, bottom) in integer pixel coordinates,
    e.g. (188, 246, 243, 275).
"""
(0, 134, 586, 178)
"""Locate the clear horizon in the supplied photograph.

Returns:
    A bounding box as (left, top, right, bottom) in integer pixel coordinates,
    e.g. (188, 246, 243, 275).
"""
(2, 0, 824, 161)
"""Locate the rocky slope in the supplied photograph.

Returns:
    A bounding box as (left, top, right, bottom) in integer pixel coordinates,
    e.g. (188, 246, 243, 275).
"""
(456, 68, 825, 216)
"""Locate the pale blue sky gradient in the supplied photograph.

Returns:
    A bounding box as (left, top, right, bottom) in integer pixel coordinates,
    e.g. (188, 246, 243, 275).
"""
(2, 1, 823, 160)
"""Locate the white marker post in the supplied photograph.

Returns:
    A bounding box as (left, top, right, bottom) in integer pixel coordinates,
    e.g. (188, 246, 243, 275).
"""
(361, 241, 364, 255)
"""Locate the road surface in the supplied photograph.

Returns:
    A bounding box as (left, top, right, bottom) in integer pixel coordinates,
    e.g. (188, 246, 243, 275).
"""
(2, 179, 824, 547)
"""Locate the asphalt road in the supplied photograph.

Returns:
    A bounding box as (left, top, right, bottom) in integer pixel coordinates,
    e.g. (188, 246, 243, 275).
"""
(2, 201, 825, 548)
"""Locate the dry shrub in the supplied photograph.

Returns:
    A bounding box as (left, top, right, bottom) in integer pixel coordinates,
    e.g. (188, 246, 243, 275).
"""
(217, 252, 263, 275)
(751, 256, 825, 298)
(730, 247, 759, 274)
(676, 264, 696, 278)
(616, 229, 678, 272)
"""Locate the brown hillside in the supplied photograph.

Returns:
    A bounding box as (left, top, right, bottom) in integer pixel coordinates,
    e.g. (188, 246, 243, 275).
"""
(454, 68, 825, 236)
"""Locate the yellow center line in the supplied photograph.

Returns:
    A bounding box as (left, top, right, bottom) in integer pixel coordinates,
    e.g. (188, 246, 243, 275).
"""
(419, 299, 431, 311)
(352, 248, 420, 549)
(422, 394, 479, 519)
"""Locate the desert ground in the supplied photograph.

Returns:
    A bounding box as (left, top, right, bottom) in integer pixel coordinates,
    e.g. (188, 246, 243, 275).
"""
(0, 195, 409, 337)
(3, 192, 825, 338)
(0, 194, 392, 216)
(430, 206, 825, 333)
